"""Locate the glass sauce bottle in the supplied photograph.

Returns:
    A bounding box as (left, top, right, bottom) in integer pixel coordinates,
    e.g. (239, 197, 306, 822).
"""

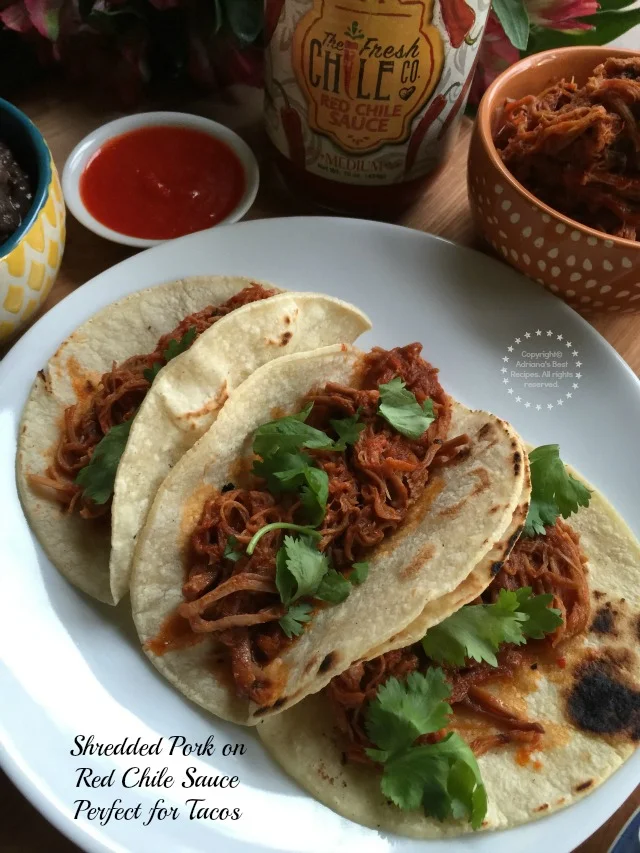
(264, 0, 485, 216)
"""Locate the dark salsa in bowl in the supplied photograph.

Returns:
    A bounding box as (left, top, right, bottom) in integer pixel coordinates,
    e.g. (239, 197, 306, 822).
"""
(0, 138, 32, 247)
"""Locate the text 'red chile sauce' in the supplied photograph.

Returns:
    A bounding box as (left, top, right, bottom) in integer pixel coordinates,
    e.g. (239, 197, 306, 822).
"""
(264, 0, 488, 215)
(80, 126, 246, 240)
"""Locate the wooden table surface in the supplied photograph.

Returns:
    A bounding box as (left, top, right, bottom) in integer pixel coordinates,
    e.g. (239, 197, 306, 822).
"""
(1, 81, 638, 852)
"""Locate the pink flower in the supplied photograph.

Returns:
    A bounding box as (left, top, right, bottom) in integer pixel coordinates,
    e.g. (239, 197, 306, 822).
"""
(0, 3, 32, 32)
(469, 13, 520, 107)
(526, 0, 598, 30)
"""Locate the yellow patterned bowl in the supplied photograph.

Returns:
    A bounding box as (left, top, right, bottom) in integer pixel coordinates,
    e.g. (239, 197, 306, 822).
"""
(0, 98, 65, 343)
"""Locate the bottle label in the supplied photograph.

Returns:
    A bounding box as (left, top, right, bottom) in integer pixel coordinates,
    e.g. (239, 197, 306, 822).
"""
(266, 0, 485, 186)
(292, 0, 443, 154)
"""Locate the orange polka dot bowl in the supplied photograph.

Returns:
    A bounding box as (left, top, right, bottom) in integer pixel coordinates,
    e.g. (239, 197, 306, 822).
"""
(0, 98, 65, 342)
(468, 47, 639, 317)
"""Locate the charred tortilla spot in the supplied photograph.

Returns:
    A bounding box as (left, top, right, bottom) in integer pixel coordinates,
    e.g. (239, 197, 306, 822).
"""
(399, 542, 436, 579)
(513, 450, 521, 476)
(567, 657, 640, 739)
(593, 590, 605, 600)
(574, 780, 593, 792)
(253, 696, 287, 717)
(477, 423, 493, 440)
(534, 803, 549, 812)
(280, 331, 292, 346)
(438, 497, 466, 518)
(221, 483, 235, 493)
(489, 504, 501, 514)
(508, 526, 524, 549)
(636, 614, 640, 642)
(491, 561, 503, 576)
(319, 652, 337, 674)
(469, 467, 491, 496)
(591, 604, 616, 635)
(284, 315, 291, 325)
(303, 656, 319, 675)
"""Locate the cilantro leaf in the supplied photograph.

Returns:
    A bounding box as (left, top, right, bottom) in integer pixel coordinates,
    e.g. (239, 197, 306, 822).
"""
(252, 404, 334, 458)
(330, 413, 365, 450)
(275, 535, 329, 606)
(164, 326, 197, 360)
(365, 670, 451, 756)
(524, 445, 592, 537)
(378, 377, 435, 439)
(279, 603, 312, 638)
(421, 588, 562, 667)
(143, 326, 197, 383)
(75, 417, 134, 504)
(516, 587, 563, 638)
(315, 569, 352, 603)
(349, 561, 369, 585)
(253, 451, 329, 527)
(364, 672, 487, 828)
(377, 737, 486, 827)
(223, 535, 243, 562)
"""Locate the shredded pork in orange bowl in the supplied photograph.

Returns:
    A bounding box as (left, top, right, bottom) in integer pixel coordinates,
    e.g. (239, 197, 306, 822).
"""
(468, 47, 640, 317)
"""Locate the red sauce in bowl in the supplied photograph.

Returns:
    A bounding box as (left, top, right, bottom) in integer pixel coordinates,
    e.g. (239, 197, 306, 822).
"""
(79, 125, 247, 240)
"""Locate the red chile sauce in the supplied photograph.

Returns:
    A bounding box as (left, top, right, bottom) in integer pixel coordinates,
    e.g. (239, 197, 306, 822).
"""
(80, 126, 246, 240)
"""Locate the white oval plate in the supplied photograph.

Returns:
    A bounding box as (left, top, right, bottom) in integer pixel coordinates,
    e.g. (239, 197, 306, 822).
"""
(1, 217, 638, 853)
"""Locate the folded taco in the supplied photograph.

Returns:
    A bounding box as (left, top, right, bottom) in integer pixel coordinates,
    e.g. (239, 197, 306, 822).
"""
(258, 445, 640, 835)
(17, 278, 370, 604)
(131, 342, 528, 725)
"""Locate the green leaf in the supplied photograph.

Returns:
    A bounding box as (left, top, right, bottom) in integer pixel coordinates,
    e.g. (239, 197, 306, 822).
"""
(275, 535, 329, 606)
(378, 378, 435, 439)
(143, 326, 197, 383)
(526, 8, 640, 51)
(516, 587, 563, 639)
(377, 734, 486, 826)
(75, 417, 134, 505)
(279, 603, 312, 638)
(299, 466, 329, 526)
(330, 413, 365, 450)
(252, 404, 334, 459)
(316, 569, 352, 603)
(223, 535, 243, 562)
(421, 587, 562, 667)
(365, 670, 451, 756)
(492, 0, 530, 50)
(524, 445, 591, 537)
(350, 561, 369, 585)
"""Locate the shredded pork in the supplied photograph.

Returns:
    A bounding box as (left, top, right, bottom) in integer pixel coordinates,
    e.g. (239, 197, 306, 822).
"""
(495, 57, 640, 240)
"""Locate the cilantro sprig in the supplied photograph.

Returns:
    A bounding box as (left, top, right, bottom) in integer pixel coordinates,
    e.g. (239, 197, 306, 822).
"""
(273, 536, 368, 634)
(252, 404, 363, 527)
(365, 670, 487, 828)
(74, 417, 134, 505)
(421, 587, 562, 668)
(377, 378, 435, 440)
(524, 445, 591, 537)
(143, 326, 197, 383)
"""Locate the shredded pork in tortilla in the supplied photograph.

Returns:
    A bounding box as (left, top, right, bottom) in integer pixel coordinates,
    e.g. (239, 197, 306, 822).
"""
(29, 284, 276, 518)
(176, 345, 469, 706)
(327, 518, 590, 761)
